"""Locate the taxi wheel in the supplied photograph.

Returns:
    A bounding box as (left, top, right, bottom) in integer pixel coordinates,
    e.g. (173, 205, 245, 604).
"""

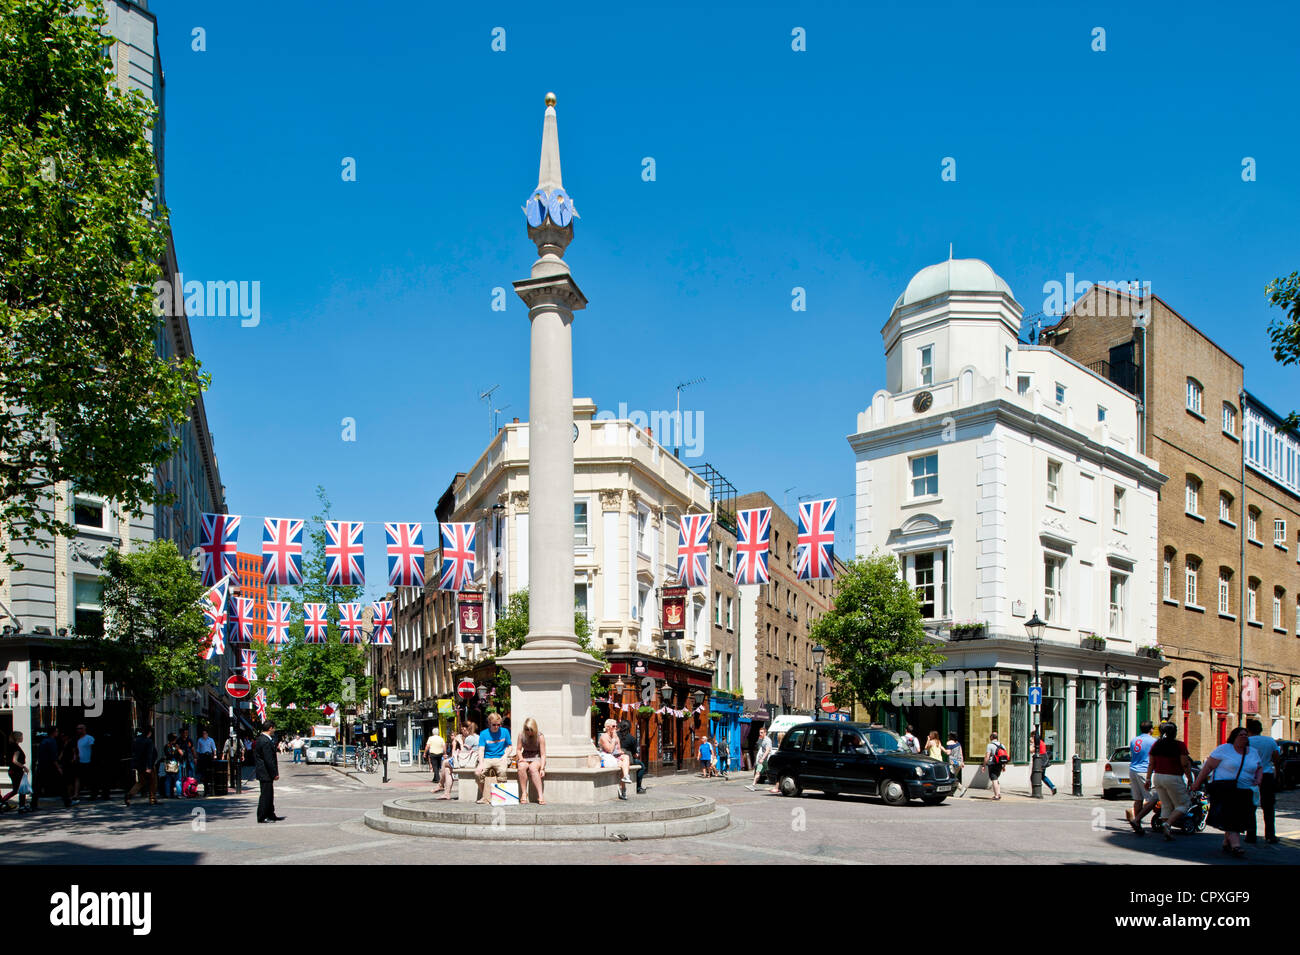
(881, 779, 909, 806)
(778, 774, 802, 797)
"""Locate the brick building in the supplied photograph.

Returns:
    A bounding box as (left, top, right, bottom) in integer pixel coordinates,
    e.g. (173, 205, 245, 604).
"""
(1045, 285, 1300, 750)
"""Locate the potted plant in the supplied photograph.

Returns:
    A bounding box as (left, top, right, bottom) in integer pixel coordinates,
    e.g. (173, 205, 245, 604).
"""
(1138, 645, 1164, 660)
(950, 621, 987, 641)
(1081, 633, 1107, 651)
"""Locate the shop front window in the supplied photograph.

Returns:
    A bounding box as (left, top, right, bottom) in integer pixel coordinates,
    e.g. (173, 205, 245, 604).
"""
(1106, 682, 1129, 756)
(1075, 677, 1098, 760)
(1010, 672, 1029, 764)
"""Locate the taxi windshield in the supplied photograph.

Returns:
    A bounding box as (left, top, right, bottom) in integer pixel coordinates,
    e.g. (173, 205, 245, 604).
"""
(864, 729, 907, 753)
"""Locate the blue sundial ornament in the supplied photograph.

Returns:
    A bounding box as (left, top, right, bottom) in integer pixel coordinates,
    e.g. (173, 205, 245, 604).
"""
(524, 188, 548, 227)
(546, 186, 573, 227)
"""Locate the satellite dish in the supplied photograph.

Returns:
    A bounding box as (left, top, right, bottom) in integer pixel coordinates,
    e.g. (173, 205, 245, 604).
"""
(546, 187, 573, 227)
(524, 188, 547, 227)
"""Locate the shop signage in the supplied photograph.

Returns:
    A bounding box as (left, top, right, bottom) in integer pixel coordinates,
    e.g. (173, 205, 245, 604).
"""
(1210, 672, 1230, 711)
(437, 698, 456, 716)
(820, 694, 837, 713)
(458, 592, 484, 642)
(1242, 677, 1259, 715)
(661, 585, 687, 638)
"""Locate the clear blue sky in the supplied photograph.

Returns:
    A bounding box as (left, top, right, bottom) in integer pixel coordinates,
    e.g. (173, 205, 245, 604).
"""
(154, 0, 1300, 603)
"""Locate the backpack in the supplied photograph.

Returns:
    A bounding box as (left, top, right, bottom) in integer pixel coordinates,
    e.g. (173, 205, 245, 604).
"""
(992, 744, 1009, 767)
(182, 777, 198, 797)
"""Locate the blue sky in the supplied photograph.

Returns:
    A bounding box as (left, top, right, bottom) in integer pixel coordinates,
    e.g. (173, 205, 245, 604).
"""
(154, 0, 1300, 603)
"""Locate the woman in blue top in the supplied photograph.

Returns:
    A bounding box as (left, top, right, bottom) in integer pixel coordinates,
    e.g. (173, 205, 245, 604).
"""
(1191, 727, 1263, 857)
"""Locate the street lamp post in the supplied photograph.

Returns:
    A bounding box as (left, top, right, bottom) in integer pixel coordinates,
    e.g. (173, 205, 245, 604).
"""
(1024, 613, 1046, 799)
(811, 645, 826, 722)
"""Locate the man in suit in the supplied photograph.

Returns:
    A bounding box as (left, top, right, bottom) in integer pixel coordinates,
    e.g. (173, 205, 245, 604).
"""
(253, 722, 283, 823)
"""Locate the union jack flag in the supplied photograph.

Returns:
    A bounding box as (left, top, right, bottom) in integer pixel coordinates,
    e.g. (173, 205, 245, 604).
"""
(676, 514, 712, 587)
(268, 656, 280, 682)
(325, 520, 365, 587)
(796, 498, 837, 581)
(200, 578, 229, 659)
(199, 513, 241, 586)
(261, 518, 304, 586)
(265, 600, 291, 645)
(240, 649, 257, 681)
(254, 688, 267, 722)
(338, 602, 365, 643)
(229, 597, 257, 644)
(439, 523, 477, 591)
(385, 522, 425, 587)
(371, 601, 394, 645)
(303, 603, 329, 644)
(735, 507, 772, 585)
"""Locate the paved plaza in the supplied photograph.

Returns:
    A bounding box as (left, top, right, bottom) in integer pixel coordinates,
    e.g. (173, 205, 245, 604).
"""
(3, 761, 1298, 866)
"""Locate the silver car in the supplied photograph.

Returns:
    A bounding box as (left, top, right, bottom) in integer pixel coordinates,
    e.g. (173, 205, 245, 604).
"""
(303, 737, 335, 764)
(1102, 747, 1131, 799)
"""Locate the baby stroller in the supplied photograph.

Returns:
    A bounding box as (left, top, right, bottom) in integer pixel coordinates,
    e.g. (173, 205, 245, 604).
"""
(1149, 787, 1208, 834)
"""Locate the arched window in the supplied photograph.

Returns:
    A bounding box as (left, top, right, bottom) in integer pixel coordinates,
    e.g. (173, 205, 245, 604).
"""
(1274, 587, 1286, 631)
(1163, 547, 1176, 601)
(1218, 567, 1233, 616)
(1219, 491, 1234, 524)
(1186, 377, 1203, 415)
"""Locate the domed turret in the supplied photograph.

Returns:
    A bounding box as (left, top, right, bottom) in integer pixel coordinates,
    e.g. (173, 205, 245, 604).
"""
(892, 258, 1015, 313)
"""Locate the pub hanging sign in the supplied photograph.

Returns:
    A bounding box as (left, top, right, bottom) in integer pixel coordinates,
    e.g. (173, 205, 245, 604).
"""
(458, 592, 485, 643)
(661, 585, 687, 639)
(1210, 671, 1230, 712)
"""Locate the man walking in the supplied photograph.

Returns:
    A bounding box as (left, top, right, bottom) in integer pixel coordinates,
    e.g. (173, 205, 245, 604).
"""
(748, 726, 773, 791)
(195, 729, 216, 796)
(902, 726, 920, 753)
(984, 732, 1006, 800)
(946, 732, 966, 795)
(124, 727, 157, 806)
(73, 724, 94, 802)
(292, 735, 304, 764)
(1245, 719, 1281, 844)
(222, 734, 242, 793)
(254, 722, 282, 823)
(425, 729, 445, 781)
(1125, 721, 1159, 833)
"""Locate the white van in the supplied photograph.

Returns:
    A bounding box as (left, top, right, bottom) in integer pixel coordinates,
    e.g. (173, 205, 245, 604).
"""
(765, 715, 814, 740)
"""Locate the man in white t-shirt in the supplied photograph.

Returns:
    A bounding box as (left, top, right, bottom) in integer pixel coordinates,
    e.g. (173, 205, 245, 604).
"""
(902, 726, 920, 753)
(291, 736, 304, 763)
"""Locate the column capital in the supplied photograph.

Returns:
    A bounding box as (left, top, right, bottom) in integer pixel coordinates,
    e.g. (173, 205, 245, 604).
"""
(514, 274, 587, 313)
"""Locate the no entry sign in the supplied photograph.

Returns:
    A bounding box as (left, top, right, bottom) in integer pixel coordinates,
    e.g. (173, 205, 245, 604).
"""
(226, 674, 250, 699)
(457, 679, 476, 700)
(820, 694, 837, 714)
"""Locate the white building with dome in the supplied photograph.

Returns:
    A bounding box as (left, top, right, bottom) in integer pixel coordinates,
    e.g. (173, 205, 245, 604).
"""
(849, 257, 1168, 790)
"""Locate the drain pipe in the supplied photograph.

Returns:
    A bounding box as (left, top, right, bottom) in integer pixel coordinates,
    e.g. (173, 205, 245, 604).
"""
(1238, 389, 1247, 726)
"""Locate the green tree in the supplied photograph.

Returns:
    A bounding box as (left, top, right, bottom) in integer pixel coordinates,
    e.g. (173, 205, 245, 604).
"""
(808, 552, 945, 721)
(0, 0, 207, 568)
(93, 539, 211, 723)
(266, 486, 369, 721)
(485, 588, 602, 715)
(1266, 271, 1300, 433)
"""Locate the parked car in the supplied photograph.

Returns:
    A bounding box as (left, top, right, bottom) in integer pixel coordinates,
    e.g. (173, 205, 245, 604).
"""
(765, 722, 954, 805)
(302, 737, 335, 765)
(331, 745, 357, 766)
(1278, 740, 1300, 789)
(1102, 747, 1131, 799)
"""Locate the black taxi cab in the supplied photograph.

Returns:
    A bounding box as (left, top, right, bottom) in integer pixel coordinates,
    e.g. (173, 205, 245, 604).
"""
(766, 721, 953, 805)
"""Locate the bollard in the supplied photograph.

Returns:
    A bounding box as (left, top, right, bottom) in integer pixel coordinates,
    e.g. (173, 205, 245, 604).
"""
(1072, 753, 1083, 796)
(1030, 753, 1044, 798)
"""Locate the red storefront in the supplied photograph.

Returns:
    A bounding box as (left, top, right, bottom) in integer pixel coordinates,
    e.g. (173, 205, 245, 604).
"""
(597, 654, 713, 776)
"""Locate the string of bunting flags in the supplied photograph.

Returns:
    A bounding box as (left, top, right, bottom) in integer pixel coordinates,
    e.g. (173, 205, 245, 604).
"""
(196, 513, 481, 659)
(674, 498, 837, 588)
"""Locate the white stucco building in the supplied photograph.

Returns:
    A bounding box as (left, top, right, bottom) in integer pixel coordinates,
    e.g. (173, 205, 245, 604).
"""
(451, 399, 715, 666)
(849, 258, 1168, 789)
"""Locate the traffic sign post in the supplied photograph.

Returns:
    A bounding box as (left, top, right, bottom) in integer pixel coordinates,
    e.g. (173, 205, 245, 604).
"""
(1028, 685, 1042, 707)
(820, 695, 837, 714)
(457, 679, 475, 700)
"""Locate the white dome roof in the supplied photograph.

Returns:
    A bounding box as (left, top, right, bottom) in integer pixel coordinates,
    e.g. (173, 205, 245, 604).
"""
(892, 258, 1014, 311)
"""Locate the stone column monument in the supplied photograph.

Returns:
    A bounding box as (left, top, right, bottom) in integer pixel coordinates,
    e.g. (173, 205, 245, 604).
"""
(496, 94, 613, 802)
